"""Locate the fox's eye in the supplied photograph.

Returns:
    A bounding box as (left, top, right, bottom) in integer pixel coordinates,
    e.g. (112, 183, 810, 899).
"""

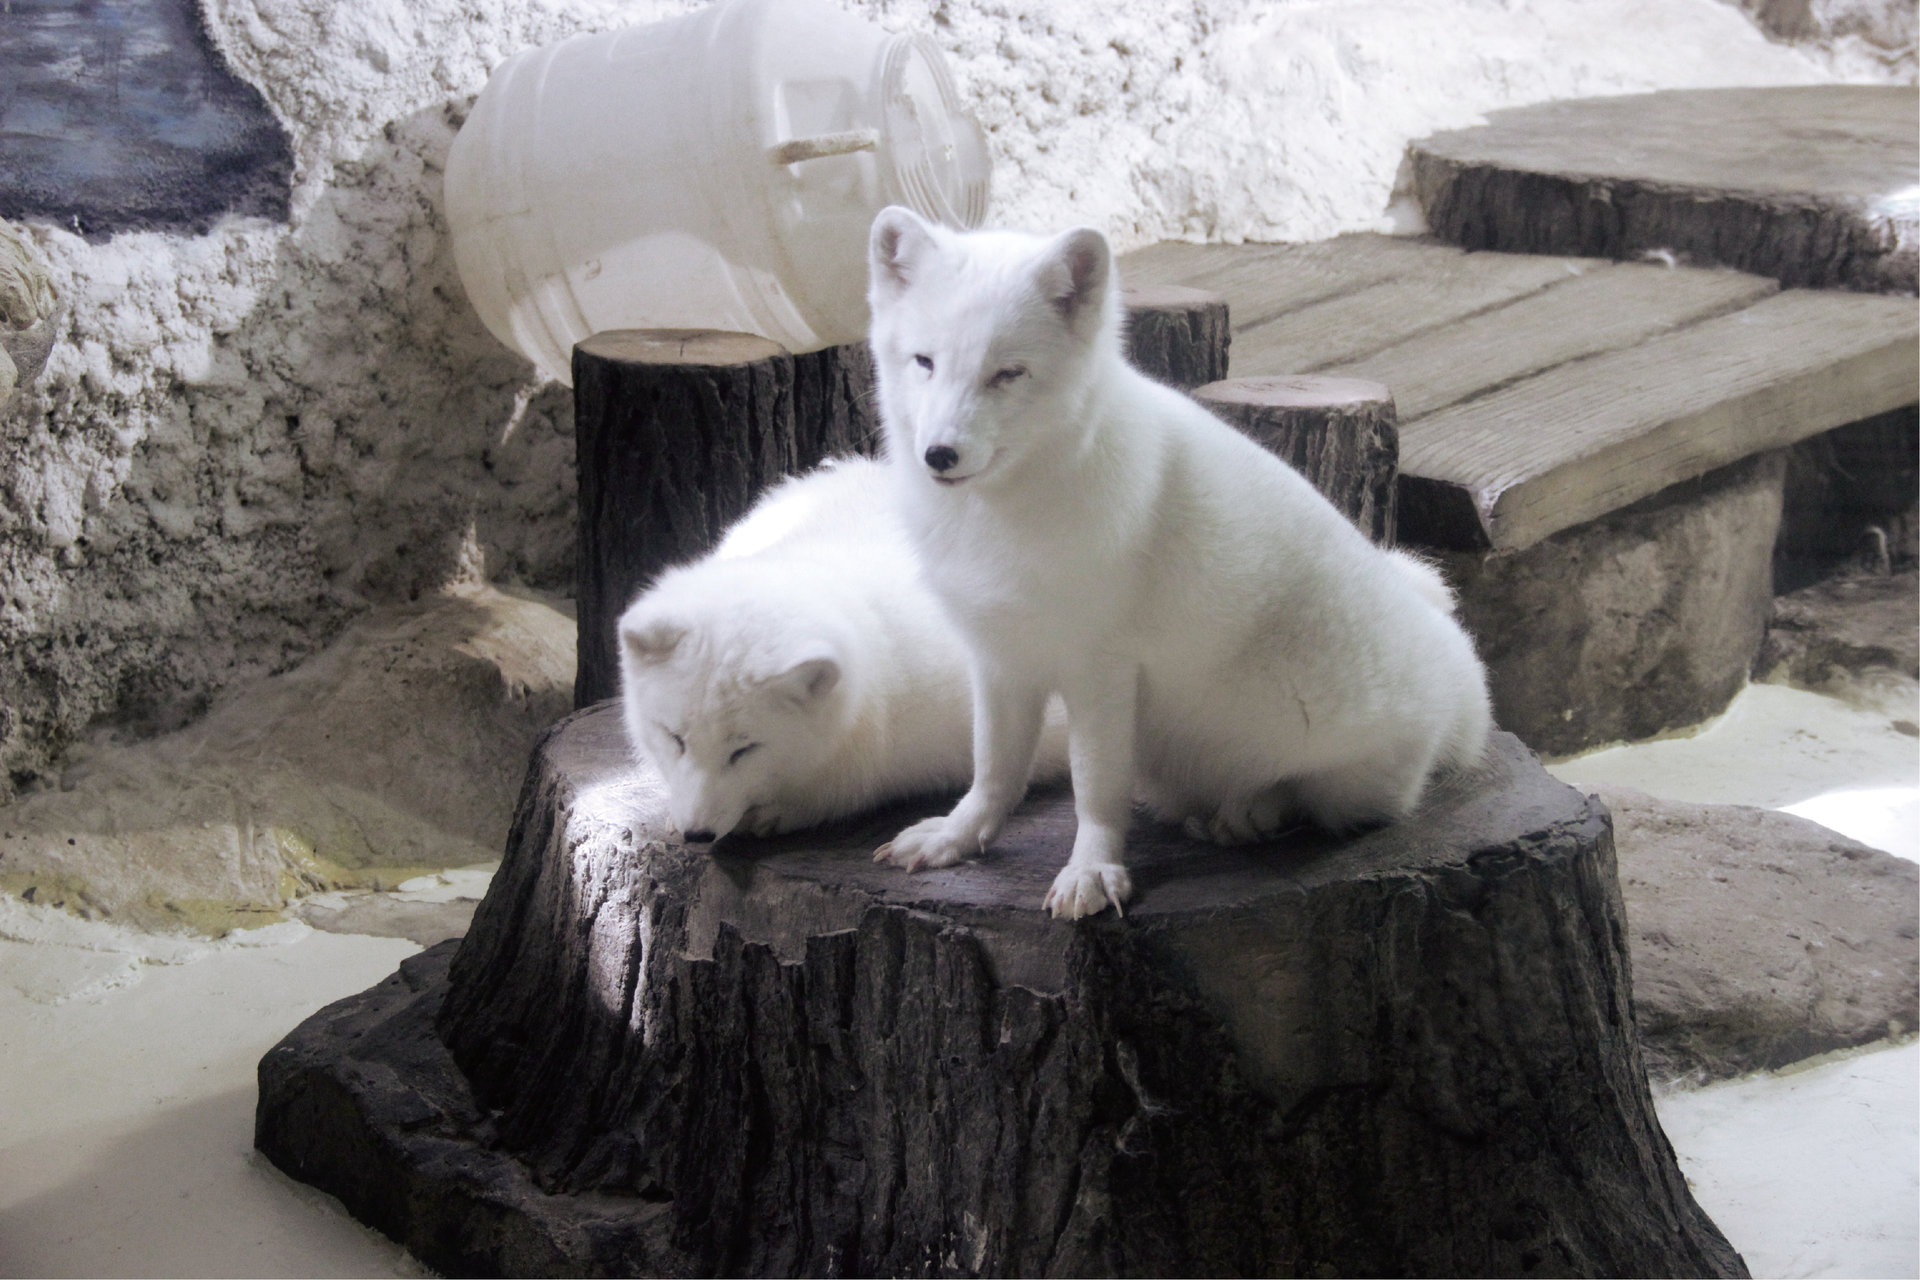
(661, 727, 686, 755)
(988, 366, 1027, 388)
(913, 354, 934, 373)
(728, 743, 759, 766)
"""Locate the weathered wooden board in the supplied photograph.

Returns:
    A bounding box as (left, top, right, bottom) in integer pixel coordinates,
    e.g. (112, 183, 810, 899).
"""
(1117, 234, 1915, 552)
(1322, 262, 1779, 420)
(1118, 234, 1447, 327)
(1228, 247, 1591, 376)
(1402, 288, 1920, 550)
(1119, 240, 1326, 303)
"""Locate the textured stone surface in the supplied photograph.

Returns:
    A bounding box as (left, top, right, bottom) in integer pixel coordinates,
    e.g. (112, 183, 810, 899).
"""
(0, 585, 572, 934)
(1412, 85, 1919, 293)
(1756, 569, 1920, 694)
(1438, 452, 1784, 756)
(0, 0, 293, 237)
(1600, 785, 1919, 1085)
(0, 219, 59, 406)
(1721, 0, 1916, 77)
(257, 702, 1747, 1278)
(292, 866, 497, 948)
(0, 97, 584, 800)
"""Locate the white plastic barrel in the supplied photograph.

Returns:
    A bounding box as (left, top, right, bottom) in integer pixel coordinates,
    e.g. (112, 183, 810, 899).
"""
(444, 0, 991, 384)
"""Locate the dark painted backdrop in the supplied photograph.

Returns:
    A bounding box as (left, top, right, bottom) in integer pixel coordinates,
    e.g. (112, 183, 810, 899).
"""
(0, 0, 291, 237)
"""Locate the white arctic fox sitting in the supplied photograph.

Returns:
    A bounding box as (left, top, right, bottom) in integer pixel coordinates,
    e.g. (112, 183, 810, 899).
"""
(867, 206, 1493, 920)
(618, 456, 1067, 844)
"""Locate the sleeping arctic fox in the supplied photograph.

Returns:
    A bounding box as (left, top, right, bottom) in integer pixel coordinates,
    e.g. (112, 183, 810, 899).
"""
(867, 206, 1493, 920)
(617, 456, 1067, 844)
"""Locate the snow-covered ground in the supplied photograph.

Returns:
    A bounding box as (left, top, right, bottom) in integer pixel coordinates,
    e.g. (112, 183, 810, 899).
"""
(0, 678, 1914, 1278)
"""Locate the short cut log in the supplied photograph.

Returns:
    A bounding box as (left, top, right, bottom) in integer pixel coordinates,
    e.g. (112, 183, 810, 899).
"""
(1123, 284, 1231, 390)
(571, 330, 881, 708)
(1196, 374, 1399, 544)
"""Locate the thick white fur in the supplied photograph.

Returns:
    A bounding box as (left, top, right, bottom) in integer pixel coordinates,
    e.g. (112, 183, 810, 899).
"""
(617, 457, 1067, 844)
(866, 206, 1493, 919)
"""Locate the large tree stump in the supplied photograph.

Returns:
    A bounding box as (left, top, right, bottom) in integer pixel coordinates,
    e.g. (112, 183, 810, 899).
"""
(256, 703, 1746, 1278)
(1196, 374, 1399, 544)
(1123, 284, 1231, 389)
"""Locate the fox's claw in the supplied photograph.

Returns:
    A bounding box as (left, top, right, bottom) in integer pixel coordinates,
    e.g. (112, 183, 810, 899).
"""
(1043, 861, 1132, 920)
(875, 814, 978, 871)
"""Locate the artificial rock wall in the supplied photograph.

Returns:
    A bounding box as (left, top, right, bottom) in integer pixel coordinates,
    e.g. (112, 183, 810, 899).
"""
(0, 0, 1908, 797)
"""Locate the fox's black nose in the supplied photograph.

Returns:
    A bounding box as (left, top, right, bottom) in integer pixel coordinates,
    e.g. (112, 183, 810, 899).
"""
(924, 445, 959, 473)
(683, 828, 716, 844)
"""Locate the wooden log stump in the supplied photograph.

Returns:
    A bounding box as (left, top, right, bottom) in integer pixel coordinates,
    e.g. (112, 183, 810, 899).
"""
(572, 330, 797, 708)
(1409, 85, 1918, 294)
(572, 331, 883, 708)
(792, 340, 882, 468)
(256, 703, 1747, 1278)
(1123, 284, 1231, 389)
(1196, 374, 1399, 544)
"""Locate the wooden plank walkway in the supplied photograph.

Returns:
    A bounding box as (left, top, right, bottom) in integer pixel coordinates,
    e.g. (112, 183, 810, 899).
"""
(1119, 233, 1918, 551)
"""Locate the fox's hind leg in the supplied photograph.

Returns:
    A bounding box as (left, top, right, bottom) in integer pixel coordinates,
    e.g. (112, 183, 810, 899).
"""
(1186, 781, 1300, 846)
(1291, 743, 1435, 833)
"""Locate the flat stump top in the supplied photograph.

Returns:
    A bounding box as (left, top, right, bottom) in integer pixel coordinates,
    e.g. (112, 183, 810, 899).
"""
(575, 329, 789, 366)
(1416, 85, 1918, 205)
(547, 703, 1593, 991)
(1195, 373, 1392, 410)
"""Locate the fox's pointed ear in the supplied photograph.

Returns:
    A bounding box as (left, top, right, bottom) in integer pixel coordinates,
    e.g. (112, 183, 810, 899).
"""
(869, 206, 936, 299)
(1035, 227, 1111, 330)
(769, 654, 841, 705)
(622, 618, 684, 664)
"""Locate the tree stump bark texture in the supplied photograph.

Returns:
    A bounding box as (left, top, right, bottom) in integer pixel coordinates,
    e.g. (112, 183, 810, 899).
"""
(1410, 85, 1919, 294)
(571, 331, 877, 708)
(1123, 285, 1231, 390)
(1197, 374, 1400, 544)
(257, 703, 1746, 1279)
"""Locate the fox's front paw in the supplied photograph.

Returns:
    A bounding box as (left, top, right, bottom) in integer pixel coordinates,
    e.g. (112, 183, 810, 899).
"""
(874, 814, 983, 872)
(1043, 861, 1132, 920)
